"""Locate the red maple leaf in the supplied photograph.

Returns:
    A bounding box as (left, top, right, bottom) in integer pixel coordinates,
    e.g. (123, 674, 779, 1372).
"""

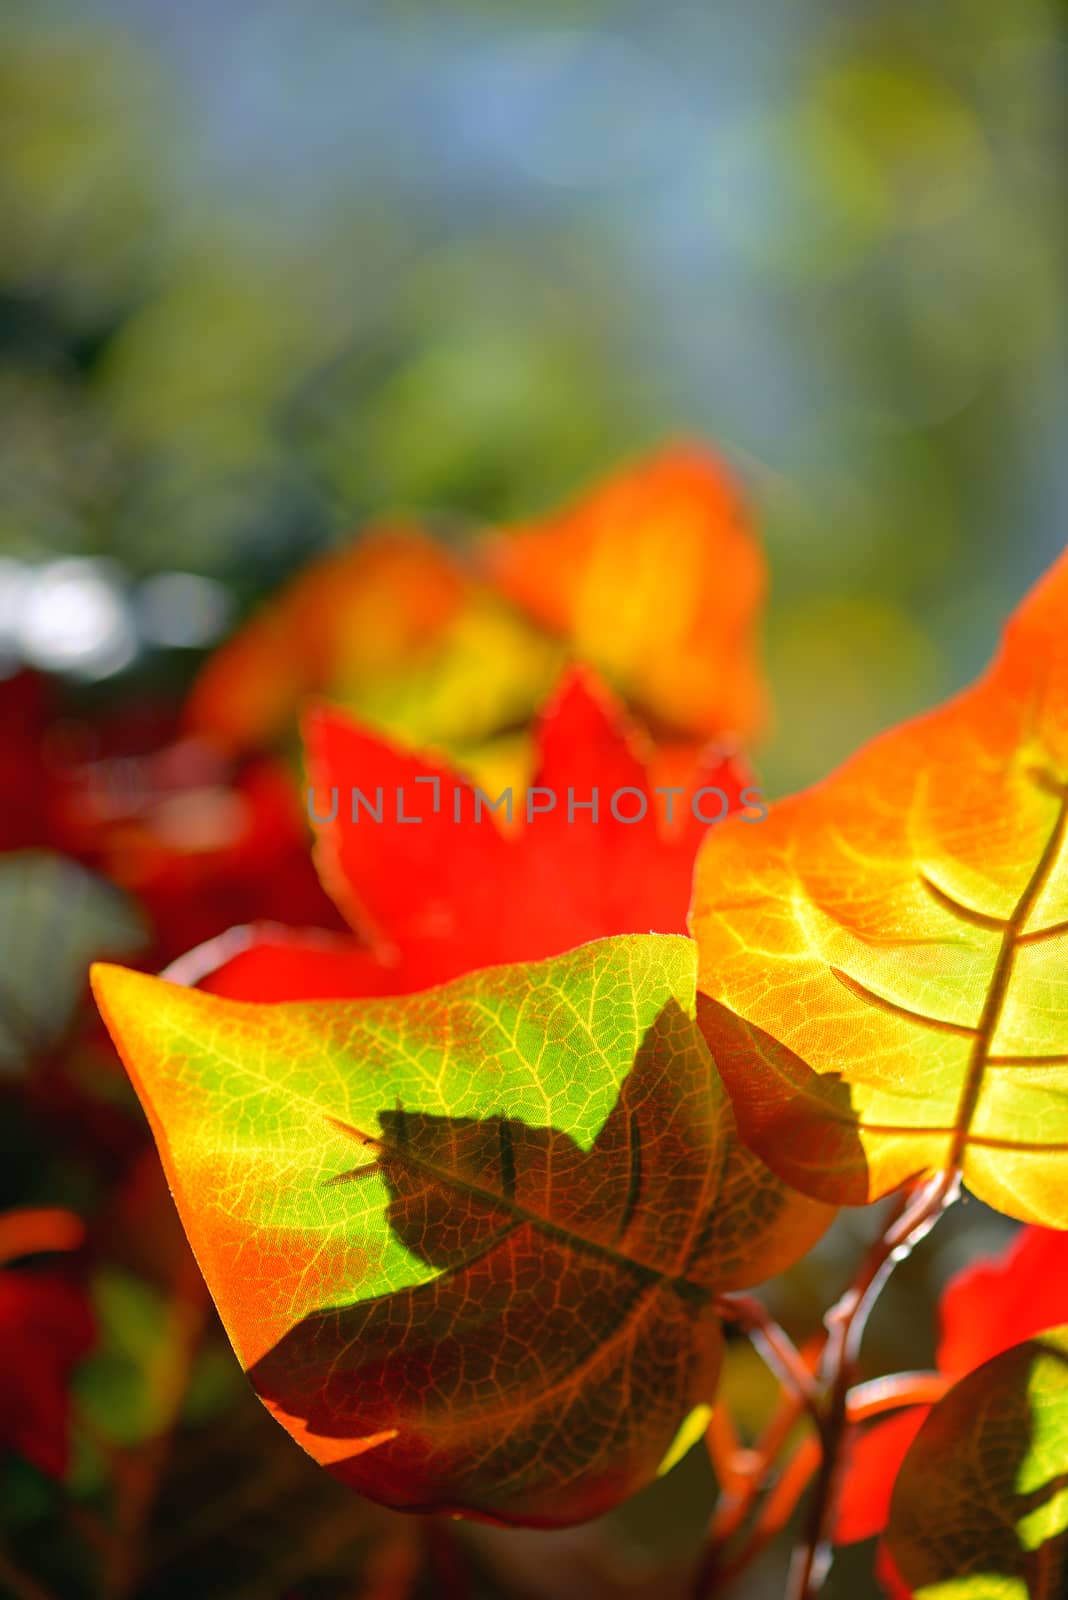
(188, 669, 755, 1001)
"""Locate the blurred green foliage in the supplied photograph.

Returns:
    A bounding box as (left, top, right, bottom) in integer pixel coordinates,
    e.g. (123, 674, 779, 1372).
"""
(2, 0, 1065, 787)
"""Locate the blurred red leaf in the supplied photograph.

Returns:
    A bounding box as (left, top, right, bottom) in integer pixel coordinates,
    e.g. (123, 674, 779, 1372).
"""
(0, 671, 54, 852)
(51, 744, 343, 965)
(0, 1225, 93, 1478)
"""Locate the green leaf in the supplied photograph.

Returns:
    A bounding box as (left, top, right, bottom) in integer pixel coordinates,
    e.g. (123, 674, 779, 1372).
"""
(885, 1326, 1068, 1598)
(92, 934, 821, 1526)
(0, 851, 148, 1075)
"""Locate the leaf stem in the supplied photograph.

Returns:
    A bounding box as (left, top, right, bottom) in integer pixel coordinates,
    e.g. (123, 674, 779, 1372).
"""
(785, 1169, 959, 1600)
(713, 1434, 822, 1592)
(692, 1386, 811, 1596)
(845, 1371, 947, 1422)
(715, 1293, 821, 1420)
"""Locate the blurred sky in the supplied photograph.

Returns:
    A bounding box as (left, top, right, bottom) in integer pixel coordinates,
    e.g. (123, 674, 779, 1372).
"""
(1, 0, 1066, 790)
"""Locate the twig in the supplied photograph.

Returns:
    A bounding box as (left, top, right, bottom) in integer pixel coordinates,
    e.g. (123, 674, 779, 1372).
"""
(704, 1401, 750, 1498)
(713, 1434, 822, 1593)
(846, 1371, 947, 1422)
(785, 1170, 959, 1600)
(715, 1293, 821, 1420)
(692, 1384, 812, 1597)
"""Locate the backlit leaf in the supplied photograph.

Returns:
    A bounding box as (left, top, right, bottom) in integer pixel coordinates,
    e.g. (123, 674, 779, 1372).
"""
(691, 551, 1068, 1223)
(183, 676, 830, 1292)
(186, 448, 769, 778)
(91, 935, 814, 1524)
(183, 667, 751, 1000)
(884, 1327, 1068, 1598)
(302, 668, 750, 995)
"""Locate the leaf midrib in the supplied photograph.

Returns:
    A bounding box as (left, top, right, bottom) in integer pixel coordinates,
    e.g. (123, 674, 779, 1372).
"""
(329, 1113, 715, 1305)
(947, 781, 1068, 1169)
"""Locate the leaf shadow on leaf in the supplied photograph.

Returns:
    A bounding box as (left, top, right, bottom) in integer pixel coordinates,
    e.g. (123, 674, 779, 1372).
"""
(695, 995, 871, 1205)
(888, 1339, 1068, 1598)
(249, 1000, 727, 1527)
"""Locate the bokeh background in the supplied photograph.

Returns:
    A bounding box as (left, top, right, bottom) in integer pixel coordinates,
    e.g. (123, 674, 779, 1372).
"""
(1, 2, 1066, 1597)
(3, 0, 1066, 793)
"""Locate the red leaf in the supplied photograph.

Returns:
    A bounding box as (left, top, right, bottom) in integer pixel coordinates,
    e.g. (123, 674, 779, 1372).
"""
(836, 1408, 930, 1546)
(201, 670, 752, 1000)
(937, 1224, 1068, 1379)
(54, 744, 344, 965)
(0, 1271, 94, 1477)
(0, 671, 53, 852)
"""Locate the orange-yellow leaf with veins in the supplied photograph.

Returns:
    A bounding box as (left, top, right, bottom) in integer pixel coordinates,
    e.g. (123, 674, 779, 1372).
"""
(691, 550, 1068, 1223)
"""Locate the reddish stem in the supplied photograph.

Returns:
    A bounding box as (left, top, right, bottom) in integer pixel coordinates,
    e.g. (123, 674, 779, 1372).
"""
(785, 1170, 959, 1600)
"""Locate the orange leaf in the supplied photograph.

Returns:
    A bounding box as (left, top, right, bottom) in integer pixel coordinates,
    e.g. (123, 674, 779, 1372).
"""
(691, 551, 1068, 1221)
(185, 527, 467, 752)
(480, 443, 767, 742)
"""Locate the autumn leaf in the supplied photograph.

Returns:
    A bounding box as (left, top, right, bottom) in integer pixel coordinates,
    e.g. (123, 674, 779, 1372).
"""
(480, 443, 768, 743)
(837, 1224, 1068, 1545)
(183, 523, 560, 795)
(182, 673, 829, 1290)
(884, 1327, 1068, 1597)
(184, 526, 470, 753)
(314, 668, 754, 991)
(91, 935, 823, 1525)
(186, 668, 752, 1000)
(67, 752, 346, 965)
(691, 550, 1068, 1224)
(0, 677, 343, 966)
(185, 448, 768, 782)
(178, 674, 829, 1292)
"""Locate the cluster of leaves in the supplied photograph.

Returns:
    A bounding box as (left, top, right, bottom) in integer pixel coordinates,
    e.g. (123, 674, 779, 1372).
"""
(4, 445, 1068, 1599)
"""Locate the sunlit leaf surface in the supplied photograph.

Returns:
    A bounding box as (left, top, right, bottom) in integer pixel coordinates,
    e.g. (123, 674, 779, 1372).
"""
(691, 551, 1068, 1223)
(92, 935, 822, 1524)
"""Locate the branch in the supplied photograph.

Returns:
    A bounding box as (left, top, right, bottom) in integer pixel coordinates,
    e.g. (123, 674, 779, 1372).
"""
(846, 1371, 947, 1422)
(715, 1293, 821, 1420)
(785, 1169, 960, 1600)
